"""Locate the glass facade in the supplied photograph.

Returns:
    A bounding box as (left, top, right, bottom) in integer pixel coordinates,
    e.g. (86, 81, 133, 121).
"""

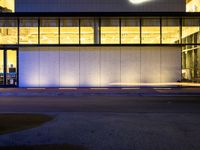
(0, 19, 18, 44)
(162, 18, 180, 44)
(0, 49, 17, 87)
(6, 49, 17, 86)
(142, 18, 160, 44)
(181, 18, 200, 82)
(80, 18, 95, 44)
(40, 18, 59, 44)
(121, 18, 140, 44)
(0, 15, 200, 85)
(19, 19, 38, 44)
(182, 18, 200, 44)
(60, 18, 79, 44)
(0, 17, 199, 46)
(0, 50, 3, 85)
(101, 18, 120, 44)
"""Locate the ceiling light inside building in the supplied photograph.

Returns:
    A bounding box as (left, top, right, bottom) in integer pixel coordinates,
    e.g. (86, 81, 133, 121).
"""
(129, 0, 152, 4)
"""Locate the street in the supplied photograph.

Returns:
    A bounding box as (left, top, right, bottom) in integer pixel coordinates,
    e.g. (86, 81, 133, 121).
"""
(0, 96, 200, 150)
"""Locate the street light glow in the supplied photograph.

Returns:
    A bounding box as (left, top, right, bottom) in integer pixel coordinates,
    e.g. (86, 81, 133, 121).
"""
(129, 0, 152, 4)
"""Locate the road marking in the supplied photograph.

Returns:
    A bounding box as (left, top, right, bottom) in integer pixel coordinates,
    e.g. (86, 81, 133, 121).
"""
(59, 88, 77, 90)
(122, 88, 140, 90)
(90, 88, 109, 90)
(27, 88, 46, 90)
(154, 88, 172, 90)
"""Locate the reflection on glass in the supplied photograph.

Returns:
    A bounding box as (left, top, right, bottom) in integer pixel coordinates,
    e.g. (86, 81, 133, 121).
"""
(182, 18, 200, 44)
(20, 19, 38, 44)
(162, 18, 180, 44)
(121, 18, 140, 44)
(80, 19, 94, 44)
(6, 50, 17, 86)
(60, 18, 79, 44)
(0, 19, 18, 44)
(40, 19, 59, 44)
(142, 18, 160, 44)
(101, 19, 120, 44)
(0, 50, 3, 85)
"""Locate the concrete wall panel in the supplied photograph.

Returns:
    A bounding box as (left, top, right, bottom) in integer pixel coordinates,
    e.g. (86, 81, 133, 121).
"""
(161, 47, 182, 82)
(141, 47, 161, 83)
(19, 46, 181, 87)
(39, 47, 60, 87)
(100, 47, 121, 87)
(121, 47, 141, 86)
(19, 47, 40, 87)
(60, 47, 79, 87)
(80, 47, 100, 87)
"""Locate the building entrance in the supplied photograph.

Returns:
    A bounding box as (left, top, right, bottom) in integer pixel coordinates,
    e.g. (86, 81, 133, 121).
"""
(0, 49, 18, 87)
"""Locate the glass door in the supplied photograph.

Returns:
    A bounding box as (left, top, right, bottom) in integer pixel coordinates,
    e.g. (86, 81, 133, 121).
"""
(0, 50, 4, 86)
(6, 49, 17, 87)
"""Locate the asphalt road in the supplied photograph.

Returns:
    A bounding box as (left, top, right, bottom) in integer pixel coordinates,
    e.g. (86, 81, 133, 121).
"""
(0, 96, 200, 150)
(0, 96, 200, 113)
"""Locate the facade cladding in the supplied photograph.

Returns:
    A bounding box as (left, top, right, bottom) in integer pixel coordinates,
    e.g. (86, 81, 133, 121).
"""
(16, 0, 185, 12)
(0, 0, 199, 87)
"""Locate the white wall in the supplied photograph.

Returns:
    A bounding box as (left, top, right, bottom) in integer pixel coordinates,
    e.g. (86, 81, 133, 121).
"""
(19, 46, 181, 87)
(121, 47, 141, 86)
(60, 47, 79, 87)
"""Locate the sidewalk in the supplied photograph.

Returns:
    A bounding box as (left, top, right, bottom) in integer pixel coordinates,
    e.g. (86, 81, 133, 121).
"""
(0, 87, 200, 96)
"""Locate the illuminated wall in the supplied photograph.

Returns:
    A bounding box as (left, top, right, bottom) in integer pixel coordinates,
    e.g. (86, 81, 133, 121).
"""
(0, 0, 15, 12)
(19, 46, 181, 87)
(186, 0, 200, 12)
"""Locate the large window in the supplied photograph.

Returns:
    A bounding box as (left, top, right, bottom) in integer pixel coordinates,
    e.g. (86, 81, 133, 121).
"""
(0, 50, 3, 85)
(182, 18, 200, 44)
(162, 18, 180, 44)
(1, 17, 200, 46)
(80, 19, 95, 44)
(6, 49, 17, 86)
(142, 18, 160, 44)
(0, 19, 18, 44)
(60, 18, 79, 44)
(101, 18, 120, 44)
(40, 18, 59, 44)
(0, 49, 17, 86)
(19, 19, 38, 44)
(121, 18, 140, 44)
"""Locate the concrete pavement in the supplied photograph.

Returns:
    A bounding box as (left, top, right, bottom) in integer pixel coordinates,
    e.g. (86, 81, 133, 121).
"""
(0, 95, 200, 150)
(0, 87, 200, 96)
(0, 112, 200, 150)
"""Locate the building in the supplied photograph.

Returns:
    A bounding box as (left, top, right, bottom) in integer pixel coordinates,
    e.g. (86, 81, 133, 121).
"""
(0, 0, 199, 88)
(0, 0, 14, 12)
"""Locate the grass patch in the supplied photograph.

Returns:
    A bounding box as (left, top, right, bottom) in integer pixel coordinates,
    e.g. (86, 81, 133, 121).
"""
(0, 113, 53, 135)
(0, 144, 86, 150)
